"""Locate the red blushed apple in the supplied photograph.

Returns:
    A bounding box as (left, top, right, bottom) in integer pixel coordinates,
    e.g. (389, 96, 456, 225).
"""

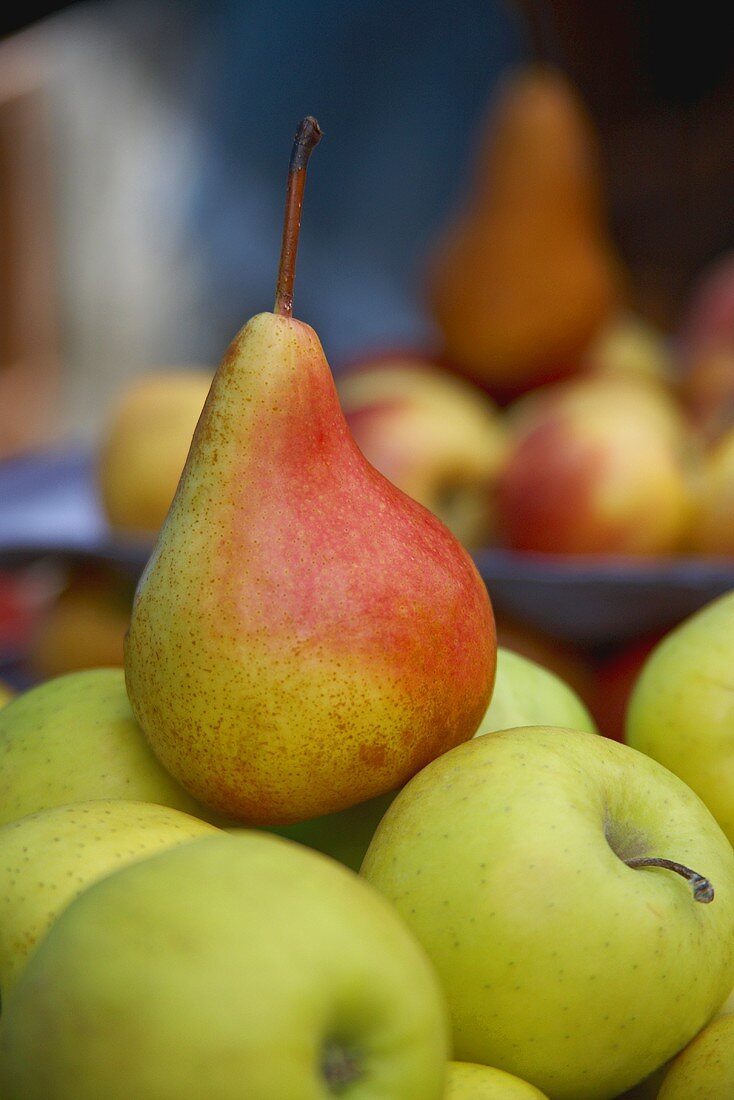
(495, 377, 694, 556)
(337, 356, 507, 548)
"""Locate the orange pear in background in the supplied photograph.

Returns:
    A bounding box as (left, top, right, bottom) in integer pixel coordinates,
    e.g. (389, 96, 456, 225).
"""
(125, 120, 496, 825)
(427, 65, 623, 396)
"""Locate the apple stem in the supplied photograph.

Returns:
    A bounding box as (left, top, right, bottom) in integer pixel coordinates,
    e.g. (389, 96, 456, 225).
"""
(273, 116, 323, 318)
(625, 856, 714, 903)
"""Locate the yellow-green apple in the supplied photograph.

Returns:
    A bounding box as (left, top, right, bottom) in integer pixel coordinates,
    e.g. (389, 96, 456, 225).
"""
(0, 668, 209, 826)
(657, 1012, 734, 1098)
(626, 590, 734, 843)
(0, 831, 450, 1099)
(446, 1061, 549, 1098)
(584, 313, 674, 387)
(27, 564, 133, 679)
(98, 368, 212, 535)
(272, 647, 594, 873)
(361, 726, 734, 1099)
(478, 646, 596, 736)
(689, 427, 734, 556)
(496, 376, 693, 555)
(337, 356, 507, 547)
(0, 799, 217, 996)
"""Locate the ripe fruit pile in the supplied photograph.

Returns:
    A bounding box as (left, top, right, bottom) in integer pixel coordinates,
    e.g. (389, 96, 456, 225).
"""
(2, 112, 734, 1100)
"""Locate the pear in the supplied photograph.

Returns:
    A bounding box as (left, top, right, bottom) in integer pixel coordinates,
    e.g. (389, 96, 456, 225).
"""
(0, 799, 217, 996)
(125, 118, 496, 825)
(427, 65, 623, 396)
(0, 668, 209, 826)
(0, 831, 450, 1099)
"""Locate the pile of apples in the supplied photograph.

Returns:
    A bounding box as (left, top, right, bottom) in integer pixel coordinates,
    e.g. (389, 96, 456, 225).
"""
(3, 94, 734, 1099)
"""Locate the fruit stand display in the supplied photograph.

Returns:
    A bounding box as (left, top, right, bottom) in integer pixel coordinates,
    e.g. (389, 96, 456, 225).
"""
(2, 42, 734, 1099)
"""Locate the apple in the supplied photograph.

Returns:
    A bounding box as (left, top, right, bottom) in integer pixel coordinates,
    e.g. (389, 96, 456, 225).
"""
(626, 590, 734, 844)
(681, 344, 734, 444)
(0, 667, 211, 825)
(0, 831, 450, 1099)
(689, 427, 734, 556)
(98, 368, 213, 535)
(337, 355, 507, 547)
(478, 646, 597, 736)
(361, 726, 734, 1099)
(446, 1060, 549, 1098)
(584, 313, 674, 387)
(27, 564, 133, 679)
(0, 678, 14, 707)
(0, 799, 218, 996)
(496, 376, 693, 555)
(657, 1012, 734, 1098)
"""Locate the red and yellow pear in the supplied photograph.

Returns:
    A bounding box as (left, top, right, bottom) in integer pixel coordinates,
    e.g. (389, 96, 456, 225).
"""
(125, 119, 496, 825)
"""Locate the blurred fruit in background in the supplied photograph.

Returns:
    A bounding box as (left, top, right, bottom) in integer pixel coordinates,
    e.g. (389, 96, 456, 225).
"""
(337, 356, 507, 548)
(589, 633, 662, 743)
(689, 428, 734, 558)
(495, 375, 695, 556)
(98, 369, 212, 536)
(426, 64, 623, 399)
(583, 312, 675, 387)
(0, 679, 14, 706)
(27, 564, 133, 680)
(493, 611, 595, 710)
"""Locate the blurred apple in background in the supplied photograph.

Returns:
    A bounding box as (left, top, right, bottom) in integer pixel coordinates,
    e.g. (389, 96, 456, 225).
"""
(583, 312, 675, 387)
(98, 369, 212, 536)
(337, 355, 507, 547)
(681, 344, 734, 444)
(0, 679, 14, 706)
(689, 427, 734, 557)
(26, 563, 133, 679)
(496, 376, 694, 556)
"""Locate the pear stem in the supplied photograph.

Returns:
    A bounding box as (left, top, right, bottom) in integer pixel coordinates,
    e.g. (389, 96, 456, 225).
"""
(274, 116, 323, 318)
(625, 856, 714, 903)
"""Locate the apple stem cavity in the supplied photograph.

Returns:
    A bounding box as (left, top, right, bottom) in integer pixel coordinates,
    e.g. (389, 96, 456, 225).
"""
(321, 1037, 364, 1093)
(274, 115, 323, 318)
(625, 856, 715, 903)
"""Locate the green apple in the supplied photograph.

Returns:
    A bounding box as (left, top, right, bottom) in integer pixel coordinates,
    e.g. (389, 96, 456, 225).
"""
(0, 799, 218, 996)
(626, 590, 734, 845)
(0, 831, 449, 1099)
(478, 647, 596, 736)
(446, 1061, 548, 1098)
(0, 668, 210, 825)
(268, 790, 397, 872)
(361, 726, 734, 1100)
(657, 1012, 734, 1098)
